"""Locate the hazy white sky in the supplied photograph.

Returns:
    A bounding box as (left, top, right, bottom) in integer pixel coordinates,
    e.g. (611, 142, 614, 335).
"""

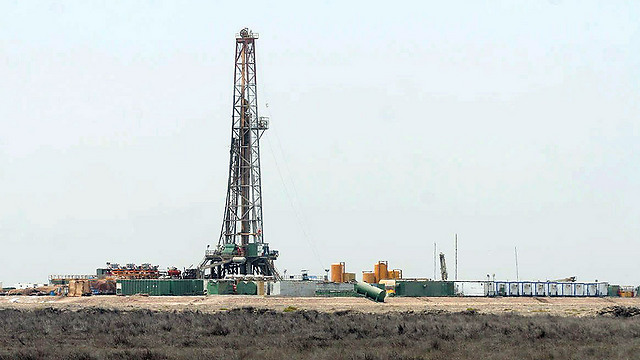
(0, 1, 638, 286)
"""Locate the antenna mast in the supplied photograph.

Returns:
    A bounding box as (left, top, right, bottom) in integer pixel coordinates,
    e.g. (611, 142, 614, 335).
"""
(454, 233, 458, 281)
(514, 246, 519, 282)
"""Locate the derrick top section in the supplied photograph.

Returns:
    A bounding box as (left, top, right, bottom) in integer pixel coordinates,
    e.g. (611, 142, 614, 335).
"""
(236, 27, 259, 40)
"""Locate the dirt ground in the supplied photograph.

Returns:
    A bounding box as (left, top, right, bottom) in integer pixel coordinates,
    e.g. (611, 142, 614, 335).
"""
(1, 295, 638, 316)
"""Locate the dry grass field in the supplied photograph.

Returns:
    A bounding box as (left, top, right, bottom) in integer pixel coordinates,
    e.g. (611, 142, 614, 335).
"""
(1, 295, 639, 316)
(1, 296, 640, 360)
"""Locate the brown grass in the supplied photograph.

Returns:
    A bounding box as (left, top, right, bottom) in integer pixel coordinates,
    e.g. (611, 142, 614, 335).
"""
(0, 307, 639, 359)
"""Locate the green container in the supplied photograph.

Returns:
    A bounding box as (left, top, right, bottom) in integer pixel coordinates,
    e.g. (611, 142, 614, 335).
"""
(116, 279, 203, 296)
(246, 243, 259, 257)
(170, 279, 204, 296)
(395, 281, 455, 297)
(117, 280, 172, 296)
(608, 285, 621, 297)
(206, 280, 217, 295)
(207, 280, 235, 295)
(236, 281, 257, 295)
(222, 243, 237, 255)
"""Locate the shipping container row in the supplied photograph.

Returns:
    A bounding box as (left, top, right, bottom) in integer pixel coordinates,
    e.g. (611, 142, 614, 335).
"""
(117, 279, 273, 296)
(458, 281, 609, 297)
(114, 279, 616, 298)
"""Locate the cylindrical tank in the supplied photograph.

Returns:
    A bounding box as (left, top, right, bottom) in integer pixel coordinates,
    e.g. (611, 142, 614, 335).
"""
(232, 257, 247, 264)
(331, 263, 344, 283)
(243, 281, 257, 295)
(388, 270, 401, 279)
(362, 272, 376, 283)
(374, 261, 388, 282)
(354, 281, 386, 302)
(236, 281, 246, 294)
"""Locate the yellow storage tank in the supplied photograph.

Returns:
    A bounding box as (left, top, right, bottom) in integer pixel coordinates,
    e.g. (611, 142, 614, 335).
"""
(331, 263, 345, 283)
(362, 272, 376, 283)
(374, 261, 388, 282)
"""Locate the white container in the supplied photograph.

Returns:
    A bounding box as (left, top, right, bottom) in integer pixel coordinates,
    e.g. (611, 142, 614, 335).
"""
(268, 281, 280, 295)
(455, 281, 486, 297)
(276, 280, 317, 297)
(316, 282, 355, 292)
(521, 282, 533, 296)
(597, 282, 609, 297)
(574, 283, 585, 297)
(535, 282, 546, 296)
(509, 282, 519, 296)
(547, 283, 559, 296)
(560, 283, 574, 297)
(496, 282, 508, 296)
(485, 281, 495, 296)
(585, 283, 597, 297)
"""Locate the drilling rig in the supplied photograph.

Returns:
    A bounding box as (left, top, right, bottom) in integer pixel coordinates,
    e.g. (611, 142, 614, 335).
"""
(198, 28, 279, 279)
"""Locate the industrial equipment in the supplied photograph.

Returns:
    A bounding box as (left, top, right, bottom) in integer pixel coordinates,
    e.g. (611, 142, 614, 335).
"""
(374, 261, 388, 283)
(331, 263, 345, 283)
(330, 262, 355, 283)
(104, 262, 160, 279)
(354, 281, 386, 302)
(361, 261, 402, 283)
(167, 267, 182, 278)
(198, 28, 279, 279)
(439, 253, 448, 281)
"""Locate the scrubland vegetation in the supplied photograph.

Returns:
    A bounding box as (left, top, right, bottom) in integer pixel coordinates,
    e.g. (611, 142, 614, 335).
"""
(1, 306, 639, 359)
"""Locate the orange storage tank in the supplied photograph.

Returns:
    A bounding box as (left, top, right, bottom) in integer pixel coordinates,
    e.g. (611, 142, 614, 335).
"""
(362, 272, 376, 283)
(374, 261, 388, 282)
(389, 269, 403, 279)
(331, 263, 345, 283)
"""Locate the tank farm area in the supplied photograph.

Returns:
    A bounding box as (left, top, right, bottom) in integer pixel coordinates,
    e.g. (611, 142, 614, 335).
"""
(2, 28, 640, 360)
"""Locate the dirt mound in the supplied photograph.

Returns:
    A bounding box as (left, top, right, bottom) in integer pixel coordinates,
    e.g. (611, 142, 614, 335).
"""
(7, 288, 38, 296)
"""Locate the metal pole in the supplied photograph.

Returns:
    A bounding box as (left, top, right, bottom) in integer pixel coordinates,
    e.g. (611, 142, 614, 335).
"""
(454, 234, 458, 281)
(514, 246, 519, 282)
(433, 242, 436, 280)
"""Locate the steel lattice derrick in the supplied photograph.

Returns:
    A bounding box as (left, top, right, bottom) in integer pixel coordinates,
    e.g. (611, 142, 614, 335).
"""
(198, 28, 278, 280)
(221, 30, 263, 247)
